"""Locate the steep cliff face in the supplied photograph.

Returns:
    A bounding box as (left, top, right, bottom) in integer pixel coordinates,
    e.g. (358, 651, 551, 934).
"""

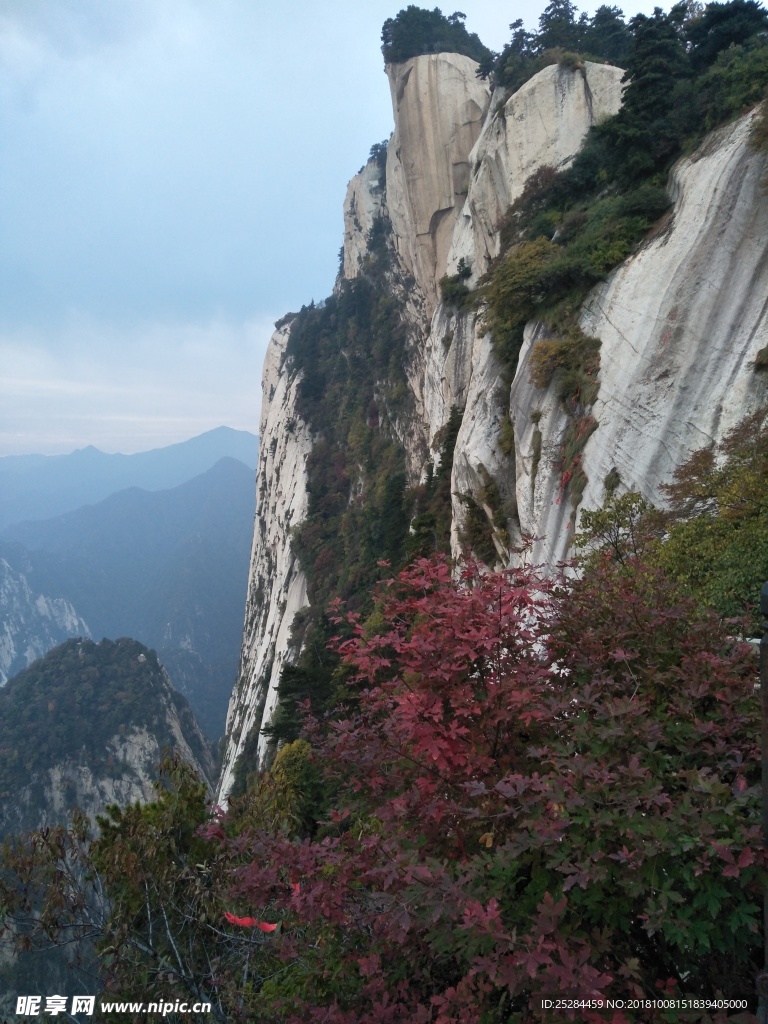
(385, 53, 491, 310)
(219, 53, 767, 798)
(7, 724, 200, 838)
(0, 554, 90, 684)
(342, 157, 387, 282)
(218, 321, 313, 798)
(418, 62, 626, 564)
(512, 110, 768, 566)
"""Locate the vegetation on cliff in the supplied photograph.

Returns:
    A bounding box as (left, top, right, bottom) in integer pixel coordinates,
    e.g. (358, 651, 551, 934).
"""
(0, 638, 210, 816)
(578, 405, 768, 631)
(484, 0, 768, 379)
(475, 0, 768, 515)
(252, 215, 415, 754)
(2, 536, 763, 1018)
(381, 6, 492, 65)
(420, 1, 768, 532)
(479, 0, 768, 97)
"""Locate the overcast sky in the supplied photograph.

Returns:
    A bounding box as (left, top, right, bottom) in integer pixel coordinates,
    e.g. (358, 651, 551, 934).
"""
(0, 0, 656, 457)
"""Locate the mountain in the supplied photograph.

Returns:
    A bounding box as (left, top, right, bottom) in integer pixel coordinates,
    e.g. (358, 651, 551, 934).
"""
(0, 426, 258, 530)
(0, 636, 215, 1012)
(1, 457, 255, 737)
(217, 43, 768, 800)
(0, 637, 213, 839)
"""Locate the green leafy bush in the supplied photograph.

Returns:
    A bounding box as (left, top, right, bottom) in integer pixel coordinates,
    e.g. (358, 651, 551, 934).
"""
(695, 39, 768, 130)
(481, 237, 561, 373)
(577, 406, 768, 629)
(528, 320, 601, 406)
(655, 405, 768, 626)
(438, 271, 474, 308)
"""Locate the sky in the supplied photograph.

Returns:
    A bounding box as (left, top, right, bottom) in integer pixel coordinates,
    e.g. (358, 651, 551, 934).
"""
(0, 0, 658, 457)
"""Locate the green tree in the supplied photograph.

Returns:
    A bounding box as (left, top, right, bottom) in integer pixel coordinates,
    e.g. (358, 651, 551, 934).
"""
(599, 5, 694, 182)
(575, 490, 661, 563)
(407, 404, 463, 558)
(575, 407, 768, 628)
(480, 18, 539, 89)
(538, 0, 581, 51)
(0, 757, 291, 1023)
(686, 0, 768, 68)
(581, 4, 632, 61)
(381, 6, 491, 65)
(90, 760, 227, 1019)
(655, 405, 768, 624)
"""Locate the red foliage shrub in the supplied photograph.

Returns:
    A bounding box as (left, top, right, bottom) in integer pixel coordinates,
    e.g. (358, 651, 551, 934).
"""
(209, 556, 762, 1023)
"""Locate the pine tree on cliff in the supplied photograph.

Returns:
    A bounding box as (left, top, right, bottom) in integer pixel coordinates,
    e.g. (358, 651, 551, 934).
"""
(380, 6, 491, 64)
(580, 4, 632, 62)
(599, 4, 693, 182)
(538, 0, 581, 50)
(685, 0, 768, 69)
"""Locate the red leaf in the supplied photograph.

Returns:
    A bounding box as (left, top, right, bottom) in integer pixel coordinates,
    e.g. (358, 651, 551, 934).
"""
(224, 912, 278, 931)
(737, 847, 755, 868)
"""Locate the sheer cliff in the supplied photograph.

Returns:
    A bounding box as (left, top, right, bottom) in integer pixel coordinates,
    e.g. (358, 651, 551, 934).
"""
(218, 53, 767, 799)
(0, 550, 90, 684)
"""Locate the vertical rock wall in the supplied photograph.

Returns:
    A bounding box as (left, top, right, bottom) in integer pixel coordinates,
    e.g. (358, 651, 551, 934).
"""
(512, 111, 768, 567)
(219, 53, 767, 799)
(217, 322, 312, 798)
(385, 54, 491, 312)
(421, 62, 626, 560)
(218, 58, 627, 798)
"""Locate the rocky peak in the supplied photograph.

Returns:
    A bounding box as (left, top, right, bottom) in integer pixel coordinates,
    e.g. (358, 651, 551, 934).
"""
(0, 637, 214, 837)
(385, 53, 490, 309)
(447, 61, 625, 280)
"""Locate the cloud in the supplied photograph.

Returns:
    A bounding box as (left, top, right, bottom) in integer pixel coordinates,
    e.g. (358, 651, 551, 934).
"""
(0, 0, 664, 456)
(0, 0, 396, 332)
(0, 314, 273, 454)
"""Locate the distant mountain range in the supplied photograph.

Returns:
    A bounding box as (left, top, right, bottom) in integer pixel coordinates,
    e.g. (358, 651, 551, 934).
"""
(1, 455, 255, 738)
(0, 426, 258, 530)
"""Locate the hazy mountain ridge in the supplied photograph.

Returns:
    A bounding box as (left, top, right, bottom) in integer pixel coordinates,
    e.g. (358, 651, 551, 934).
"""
(0, 425, 258, 530)
(1, 456, 256, 736)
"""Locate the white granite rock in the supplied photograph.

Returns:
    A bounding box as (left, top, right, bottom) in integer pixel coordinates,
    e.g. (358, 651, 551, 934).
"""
(447, 62, 624, 281)
(0, 558, 91, 684)
(217, 321, 312, 799)
(518, 110, 768, 567)
(217, 54, 768, 802)
(385, 53, 490, 311)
